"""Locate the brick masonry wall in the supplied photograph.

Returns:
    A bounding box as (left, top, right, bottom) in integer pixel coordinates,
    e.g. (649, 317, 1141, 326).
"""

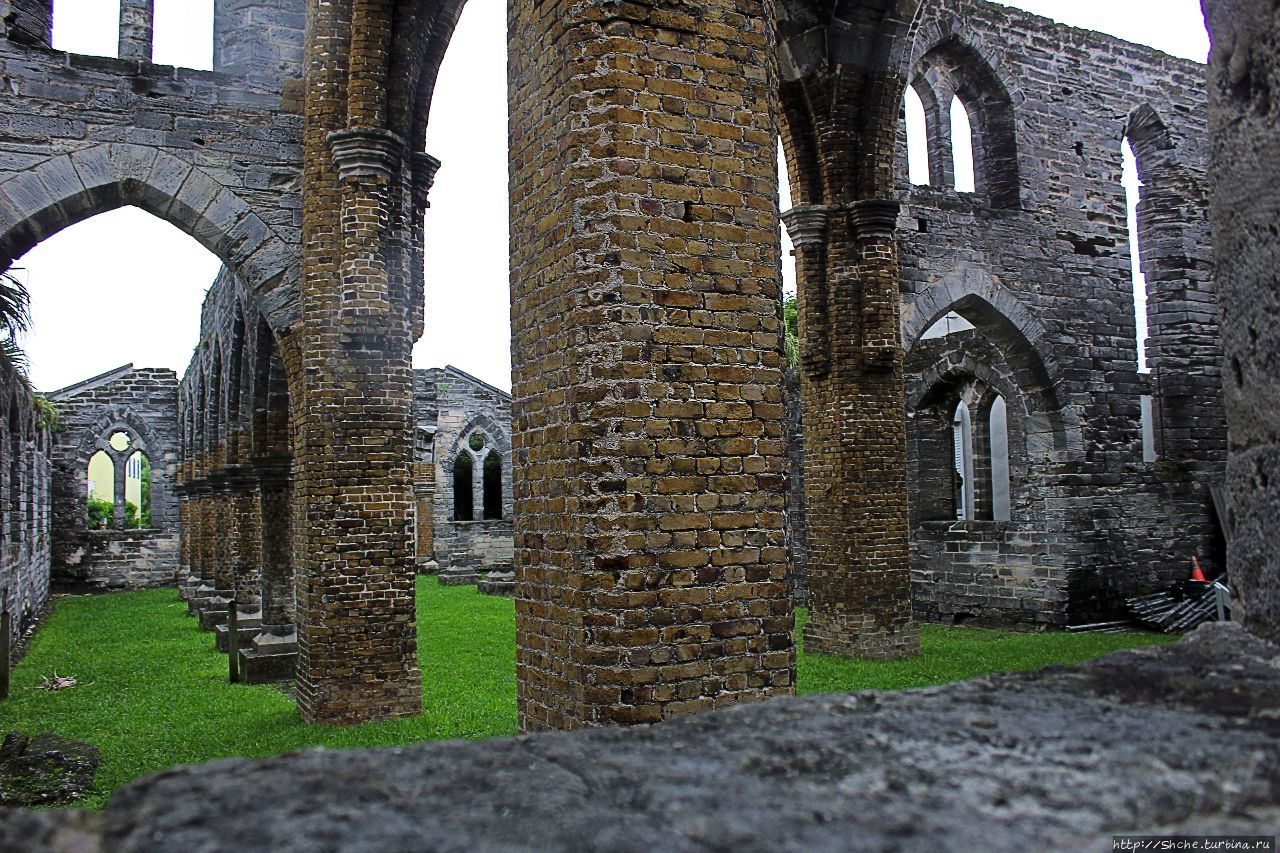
(0, 28, 303, 332)
(48, 365, 180, 591)
(509, 0, 793, 729)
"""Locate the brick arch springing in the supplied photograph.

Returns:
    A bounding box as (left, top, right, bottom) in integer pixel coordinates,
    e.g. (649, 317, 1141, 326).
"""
(0, 144, 299, 333)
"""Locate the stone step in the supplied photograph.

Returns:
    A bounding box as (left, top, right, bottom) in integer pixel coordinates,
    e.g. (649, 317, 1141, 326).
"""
(186, 589, 232, 617)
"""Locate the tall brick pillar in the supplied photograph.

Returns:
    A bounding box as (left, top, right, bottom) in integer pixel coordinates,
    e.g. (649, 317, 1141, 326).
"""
(508, 0, 793, 731)
(228, 469, 263, 607)
(294, 0, 421, 724)
(257, 459, 293, 627)
(787, 199, 919, 659)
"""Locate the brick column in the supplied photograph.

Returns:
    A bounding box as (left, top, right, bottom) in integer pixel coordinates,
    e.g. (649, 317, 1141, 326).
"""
(294, 0, 421, 723)
(210, 485, 236, 593)
(413, 462, 434, 568)
(118, 0, 154, 62)
(509, 0, 793, 730)
(257, 459, 293, 627)
(793, 199, 919, 659)
(228, 469, 263, 608)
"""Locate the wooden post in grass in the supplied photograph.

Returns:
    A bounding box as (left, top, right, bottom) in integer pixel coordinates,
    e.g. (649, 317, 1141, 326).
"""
(0, 611, 10, 700)
(227, 600, 240, 683)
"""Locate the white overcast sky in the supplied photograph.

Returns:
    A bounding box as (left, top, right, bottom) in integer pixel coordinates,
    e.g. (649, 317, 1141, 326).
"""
(19, 0, 1210, 393)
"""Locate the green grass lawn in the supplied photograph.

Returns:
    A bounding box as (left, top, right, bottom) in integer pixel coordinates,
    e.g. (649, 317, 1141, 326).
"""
(1, 578, 1174, 808)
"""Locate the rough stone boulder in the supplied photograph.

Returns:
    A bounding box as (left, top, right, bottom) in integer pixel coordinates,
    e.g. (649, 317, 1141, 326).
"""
(5, 624, 1280, 851)
(0, 732, 99, 807)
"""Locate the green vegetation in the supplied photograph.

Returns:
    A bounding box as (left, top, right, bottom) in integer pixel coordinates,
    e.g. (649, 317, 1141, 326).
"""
(783, 294, 798, 368)
(86, 497, 113, 530)
(33, 396, 60, 433)
(794, 608, 1175, 693)
(2, 579, 1173, 809)
(0, 268, 30, 377)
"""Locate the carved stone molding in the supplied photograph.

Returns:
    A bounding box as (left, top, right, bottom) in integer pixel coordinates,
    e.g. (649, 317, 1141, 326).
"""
(327, 127, 404, 182)
(411, 153, 442, 209)
(781, 204, 833, 247)
(849, 199, 901, 241)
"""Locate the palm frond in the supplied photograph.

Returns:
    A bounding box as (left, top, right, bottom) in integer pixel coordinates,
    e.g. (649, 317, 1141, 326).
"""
(0, 268, 31, 339)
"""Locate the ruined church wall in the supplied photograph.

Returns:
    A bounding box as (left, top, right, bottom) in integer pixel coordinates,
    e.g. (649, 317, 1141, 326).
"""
(895, 0, 1223, 626)
(48, 366, 179, 590)
(424, 368, 514, 572)
(0, 9, 303, 333)
(0, 355, 51, 646)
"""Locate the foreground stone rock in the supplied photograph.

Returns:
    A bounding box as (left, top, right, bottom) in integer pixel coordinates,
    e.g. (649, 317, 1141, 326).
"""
(6, 624, 1279, 851)
(0, 733, 99, 807)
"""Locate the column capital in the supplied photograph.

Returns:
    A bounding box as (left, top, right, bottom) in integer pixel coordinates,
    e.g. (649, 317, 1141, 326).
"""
(849, 199, 901, 241)
(781, 204, 833, 247)
(327, 127, 405, 182)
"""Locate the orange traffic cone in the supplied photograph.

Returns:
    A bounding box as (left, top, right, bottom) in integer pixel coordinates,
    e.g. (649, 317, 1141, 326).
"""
(1190, 556, 1207, 582)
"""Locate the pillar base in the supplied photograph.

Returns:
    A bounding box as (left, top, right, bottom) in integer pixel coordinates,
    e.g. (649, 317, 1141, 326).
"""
(437, 566, 478, 586)
(803, 615, 920, 660)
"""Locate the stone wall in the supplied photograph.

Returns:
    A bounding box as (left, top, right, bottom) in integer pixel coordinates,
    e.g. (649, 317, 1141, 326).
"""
(1202, 0, 1280, 643)
(0, 6, 303, 333)
(787, 0, 1226, 629)
(48, 364, 179, 591)
(0, 353, 51, 647)
(422, 366, 513, 572)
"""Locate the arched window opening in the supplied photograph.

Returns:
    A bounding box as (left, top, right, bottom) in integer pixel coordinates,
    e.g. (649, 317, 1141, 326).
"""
(1140, 394, 1158, 462)
(125, 450, 151, 529)
(87, 450, 114, 529)
(989, 395, 1011, 521)
(952, 399, 975, 520)
(1122, 139, 1149, 373)
(951, 96, 976, 193)
(453, 453, 474, 521)
(905, 86, 931, 186)
(482, 451, 503, 520)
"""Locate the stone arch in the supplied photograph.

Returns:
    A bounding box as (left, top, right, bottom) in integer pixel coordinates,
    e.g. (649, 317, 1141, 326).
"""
(903, 270, 1078, 458)
(0, 144, 299, 331)
(447, 412, 512, 461)
(906, 29, 1022, 208)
